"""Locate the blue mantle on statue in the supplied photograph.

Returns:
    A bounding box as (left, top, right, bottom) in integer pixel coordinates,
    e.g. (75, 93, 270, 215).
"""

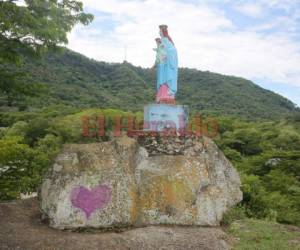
(143, 104, 188, 132)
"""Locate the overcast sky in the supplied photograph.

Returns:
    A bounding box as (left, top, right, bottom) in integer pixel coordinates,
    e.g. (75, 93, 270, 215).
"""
(67, 0, 300, 106)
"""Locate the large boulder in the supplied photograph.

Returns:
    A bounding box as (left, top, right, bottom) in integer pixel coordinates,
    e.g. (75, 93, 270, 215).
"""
(39, 135, 242, 229)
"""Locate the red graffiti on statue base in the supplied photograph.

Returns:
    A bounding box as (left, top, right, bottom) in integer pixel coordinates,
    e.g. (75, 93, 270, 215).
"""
(81, 114, 219, 138)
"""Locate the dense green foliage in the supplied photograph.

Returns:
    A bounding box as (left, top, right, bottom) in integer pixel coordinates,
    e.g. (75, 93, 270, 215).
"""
(216, 115, 300, 226)
(0, 48, 298, 120)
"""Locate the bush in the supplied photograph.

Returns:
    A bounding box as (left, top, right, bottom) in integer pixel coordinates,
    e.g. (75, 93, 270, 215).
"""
(3, 120, 28, 138)
(0, 136, 37, 200)
(0, 134, 62, 200)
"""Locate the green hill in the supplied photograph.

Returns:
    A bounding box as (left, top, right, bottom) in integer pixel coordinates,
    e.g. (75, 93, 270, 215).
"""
(2, 48, 299, 120)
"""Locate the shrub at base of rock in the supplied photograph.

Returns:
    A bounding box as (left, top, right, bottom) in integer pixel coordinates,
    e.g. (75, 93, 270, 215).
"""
(39, 135, 242, 229)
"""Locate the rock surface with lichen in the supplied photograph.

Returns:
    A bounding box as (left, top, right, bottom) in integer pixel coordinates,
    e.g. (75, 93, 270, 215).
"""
(39, 135, 242, 229)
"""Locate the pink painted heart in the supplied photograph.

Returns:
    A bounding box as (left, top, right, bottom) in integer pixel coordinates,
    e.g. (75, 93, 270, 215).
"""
(70, 184, 112, 218)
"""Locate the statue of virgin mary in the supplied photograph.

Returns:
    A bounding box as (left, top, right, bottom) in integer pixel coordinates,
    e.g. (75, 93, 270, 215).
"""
(155, 24, 178, 104)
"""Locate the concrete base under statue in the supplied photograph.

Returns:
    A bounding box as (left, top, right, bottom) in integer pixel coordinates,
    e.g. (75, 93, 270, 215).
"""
(143, 104, 189, 131)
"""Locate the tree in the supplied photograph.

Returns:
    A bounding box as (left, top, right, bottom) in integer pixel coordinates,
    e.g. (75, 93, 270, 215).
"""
(0, 0, 94, 105)
(0, 0, 93, 63)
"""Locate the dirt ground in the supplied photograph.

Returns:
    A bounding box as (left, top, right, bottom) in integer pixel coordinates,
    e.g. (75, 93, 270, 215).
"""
(0, 198, 232, 250)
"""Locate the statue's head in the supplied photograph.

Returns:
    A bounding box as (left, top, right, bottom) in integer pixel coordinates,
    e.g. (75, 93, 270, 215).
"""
(155, 37, 161, 45)
(159, 24, 168, 38)
(158, 24, 175, 45)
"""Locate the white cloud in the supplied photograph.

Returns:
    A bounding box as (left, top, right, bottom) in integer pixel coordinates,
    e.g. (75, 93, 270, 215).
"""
(67, 0, 300, 91)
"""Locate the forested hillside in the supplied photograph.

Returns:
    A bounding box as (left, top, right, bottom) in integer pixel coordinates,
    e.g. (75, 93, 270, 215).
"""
(1, 48, 298, 120)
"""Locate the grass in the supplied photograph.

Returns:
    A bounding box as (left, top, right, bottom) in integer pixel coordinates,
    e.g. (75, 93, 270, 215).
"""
(227, 219, 300, 250)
